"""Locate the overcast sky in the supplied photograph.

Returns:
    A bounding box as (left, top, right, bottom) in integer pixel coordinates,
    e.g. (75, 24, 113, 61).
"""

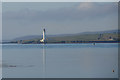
(2, 2, 118, 40)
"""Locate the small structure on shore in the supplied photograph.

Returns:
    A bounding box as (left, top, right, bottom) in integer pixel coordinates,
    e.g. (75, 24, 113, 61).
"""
(40, 28, 46, 43)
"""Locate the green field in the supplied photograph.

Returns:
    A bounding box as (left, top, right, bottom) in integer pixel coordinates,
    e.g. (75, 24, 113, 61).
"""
(13, 32, 119, 44)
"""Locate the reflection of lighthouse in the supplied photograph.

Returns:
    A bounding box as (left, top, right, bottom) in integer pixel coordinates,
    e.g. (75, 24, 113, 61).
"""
(42, 45, 46, 78)
(40, 29, 46, 43)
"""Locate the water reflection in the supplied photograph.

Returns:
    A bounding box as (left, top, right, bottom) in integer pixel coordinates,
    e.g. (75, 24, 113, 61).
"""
(42, 44, 46, 78)
(2, 43, 118, 78)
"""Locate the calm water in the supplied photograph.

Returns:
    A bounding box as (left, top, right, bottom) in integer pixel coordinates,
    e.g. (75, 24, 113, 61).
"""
(2, 43, 118, 78)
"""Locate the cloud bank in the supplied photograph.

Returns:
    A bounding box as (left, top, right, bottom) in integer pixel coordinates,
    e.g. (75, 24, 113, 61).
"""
(2, 2, 118, 40)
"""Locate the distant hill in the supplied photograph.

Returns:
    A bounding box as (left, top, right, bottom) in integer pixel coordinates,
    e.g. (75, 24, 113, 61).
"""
(13, 29, 119, 41)
(79, 30, 119, 34)
(13, 35, 42, 41)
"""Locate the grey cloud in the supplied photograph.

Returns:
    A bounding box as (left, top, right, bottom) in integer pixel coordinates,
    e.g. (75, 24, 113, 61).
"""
(3, 2, 117, 22)
(2, 2, 118, 40)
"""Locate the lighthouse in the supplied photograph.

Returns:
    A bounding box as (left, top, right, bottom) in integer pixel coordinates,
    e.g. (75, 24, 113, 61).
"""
(40, 28, 46, 43)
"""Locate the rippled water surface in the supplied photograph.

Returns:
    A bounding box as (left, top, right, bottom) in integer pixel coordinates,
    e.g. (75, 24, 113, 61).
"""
(2, 43, 118, 78)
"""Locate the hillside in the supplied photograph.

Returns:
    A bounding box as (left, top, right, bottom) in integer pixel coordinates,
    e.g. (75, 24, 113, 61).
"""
(11, 30, 119, 44)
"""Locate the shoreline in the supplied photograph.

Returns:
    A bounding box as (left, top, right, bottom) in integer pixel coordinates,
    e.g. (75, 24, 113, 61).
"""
(2, 41, 120, 44)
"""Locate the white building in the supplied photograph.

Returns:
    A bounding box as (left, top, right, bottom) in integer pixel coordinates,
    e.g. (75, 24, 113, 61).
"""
(40, 28, 46, 42)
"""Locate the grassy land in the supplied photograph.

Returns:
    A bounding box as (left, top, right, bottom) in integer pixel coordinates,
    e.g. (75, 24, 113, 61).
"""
(11, 33, 119, 44)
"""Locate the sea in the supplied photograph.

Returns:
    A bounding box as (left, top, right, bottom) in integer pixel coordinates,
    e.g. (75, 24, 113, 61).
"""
(2, 43, 118, 78)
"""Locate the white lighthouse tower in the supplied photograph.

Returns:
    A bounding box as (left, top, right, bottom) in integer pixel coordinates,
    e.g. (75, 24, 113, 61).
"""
(40, 28, 46, 43)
